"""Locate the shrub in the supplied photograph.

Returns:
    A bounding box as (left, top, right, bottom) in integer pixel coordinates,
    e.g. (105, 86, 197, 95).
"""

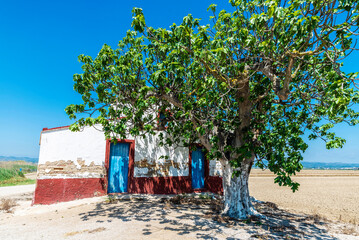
(0, 198, 17, 213)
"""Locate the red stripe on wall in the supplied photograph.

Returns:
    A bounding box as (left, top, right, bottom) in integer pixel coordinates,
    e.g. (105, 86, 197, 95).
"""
(42, 125, 70, 132)
(33, 178, 106, 205)
(128, 176, 222, 194)
(129, 176, 192, 194)
(206, 176, 223, 194)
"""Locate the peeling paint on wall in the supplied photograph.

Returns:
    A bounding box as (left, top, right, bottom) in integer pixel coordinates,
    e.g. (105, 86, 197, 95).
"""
(209, 159, 223, 176)
(134, 158, 189, 177)
(134, 133, 190, 177)
(37, 159, 105, 179)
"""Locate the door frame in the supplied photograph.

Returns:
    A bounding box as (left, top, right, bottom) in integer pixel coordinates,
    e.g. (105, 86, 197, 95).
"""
(105, 139, 135, 194)
(189, 144, 209, 191)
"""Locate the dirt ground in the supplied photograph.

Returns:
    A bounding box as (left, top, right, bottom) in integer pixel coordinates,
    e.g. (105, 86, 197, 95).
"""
(249, 169, 359, 224)
(24, 173, 37, 180)
(0, 169, 358, 239)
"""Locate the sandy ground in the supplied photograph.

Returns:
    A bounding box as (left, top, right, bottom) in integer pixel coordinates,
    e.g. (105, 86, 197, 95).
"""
(0, 184, 35, 198)
(1, 194, 358, 240)
(0, 170, 358, 239)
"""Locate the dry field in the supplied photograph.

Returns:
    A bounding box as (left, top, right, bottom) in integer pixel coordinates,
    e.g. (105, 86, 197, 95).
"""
(249, 169, 359, 225)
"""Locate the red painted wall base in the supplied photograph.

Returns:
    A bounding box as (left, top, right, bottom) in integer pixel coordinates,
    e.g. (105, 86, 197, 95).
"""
(129, 176, 192, 194)
(206, 176, 223, 194)
(33, 176, 223, 205)
(33, 178, 106, 205)
(128, 176, 223, 194)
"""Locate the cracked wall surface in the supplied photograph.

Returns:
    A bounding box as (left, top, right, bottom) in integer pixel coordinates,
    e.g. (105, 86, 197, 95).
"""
(37, 159, 105, 179)
(134, 158, 189, 177)
(134, 133, 189, 177)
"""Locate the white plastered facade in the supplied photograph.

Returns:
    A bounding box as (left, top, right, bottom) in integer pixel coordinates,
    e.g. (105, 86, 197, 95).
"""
(37, 125, 222, 179)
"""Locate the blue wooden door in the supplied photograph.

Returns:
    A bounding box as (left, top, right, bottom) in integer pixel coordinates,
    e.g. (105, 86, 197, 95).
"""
(108, 142, 130, 193)
(191, 148, 205, 189)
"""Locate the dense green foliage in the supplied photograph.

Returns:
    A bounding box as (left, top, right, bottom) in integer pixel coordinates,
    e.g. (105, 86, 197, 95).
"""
(0, 168, 22, 181)
(66, 0, 359, 192)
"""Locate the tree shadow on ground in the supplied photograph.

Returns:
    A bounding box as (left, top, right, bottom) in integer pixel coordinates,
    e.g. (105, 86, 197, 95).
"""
(78, 195, 339, 239)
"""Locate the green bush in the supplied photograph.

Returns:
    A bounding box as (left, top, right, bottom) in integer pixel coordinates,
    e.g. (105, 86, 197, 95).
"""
(11, 164, 37, 173)
(0, 162, 37, 186)
(0, 168, 19, 181)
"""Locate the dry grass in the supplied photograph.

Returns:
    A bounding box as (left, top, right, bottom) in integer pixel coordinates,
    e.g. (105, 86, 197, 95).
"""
(0, 198, 17, 213)
(0, 178, 36, 187)
(64, 227, 106, 237)
(88, 227, 106, 233)
(64, 231, 82, 237)
(340, 225, 359, 236)
(306, 213, 327, 224)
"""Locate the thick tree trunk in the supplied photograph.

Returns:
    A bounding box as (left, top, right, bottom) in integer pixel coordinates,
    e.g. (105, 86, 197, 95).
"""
(221, 159, 258, 219)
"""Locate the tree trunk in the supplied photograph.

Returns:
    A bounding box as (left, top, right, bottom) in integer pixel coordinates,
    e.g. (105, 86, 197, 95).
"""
(221, 159, 258, 219)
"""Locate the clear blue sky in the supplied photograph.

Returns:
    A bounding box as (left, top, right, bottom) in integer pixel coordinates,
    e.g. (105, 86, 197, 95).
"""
(0, 0, 358, 163)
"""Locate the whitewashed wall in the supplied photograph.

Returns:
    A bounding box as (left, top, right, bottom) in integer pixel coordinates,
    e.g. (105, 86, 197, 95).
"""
(39, 127, 107, 165)
(38, 125, 221, 179)
(37, 126, 107, 179)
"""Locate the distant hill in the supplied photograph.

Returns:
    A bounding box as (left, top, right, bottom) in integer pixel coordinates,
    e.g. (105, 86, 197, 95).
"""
(254, 161, 359, 170)
(301, 161, 359, 170)
(1, 157, 358, 169)
(0, 156, 38, 164)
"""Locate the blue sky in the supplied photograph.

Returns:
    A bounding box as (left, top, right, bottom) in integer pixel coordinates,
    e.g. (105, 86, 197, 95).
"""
(0, 0, 358, 163)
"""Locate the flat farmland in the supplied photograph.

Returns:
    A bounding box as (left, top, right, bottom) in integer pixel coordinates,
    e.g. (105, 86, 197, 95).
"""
(249, 169, 359, 224)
